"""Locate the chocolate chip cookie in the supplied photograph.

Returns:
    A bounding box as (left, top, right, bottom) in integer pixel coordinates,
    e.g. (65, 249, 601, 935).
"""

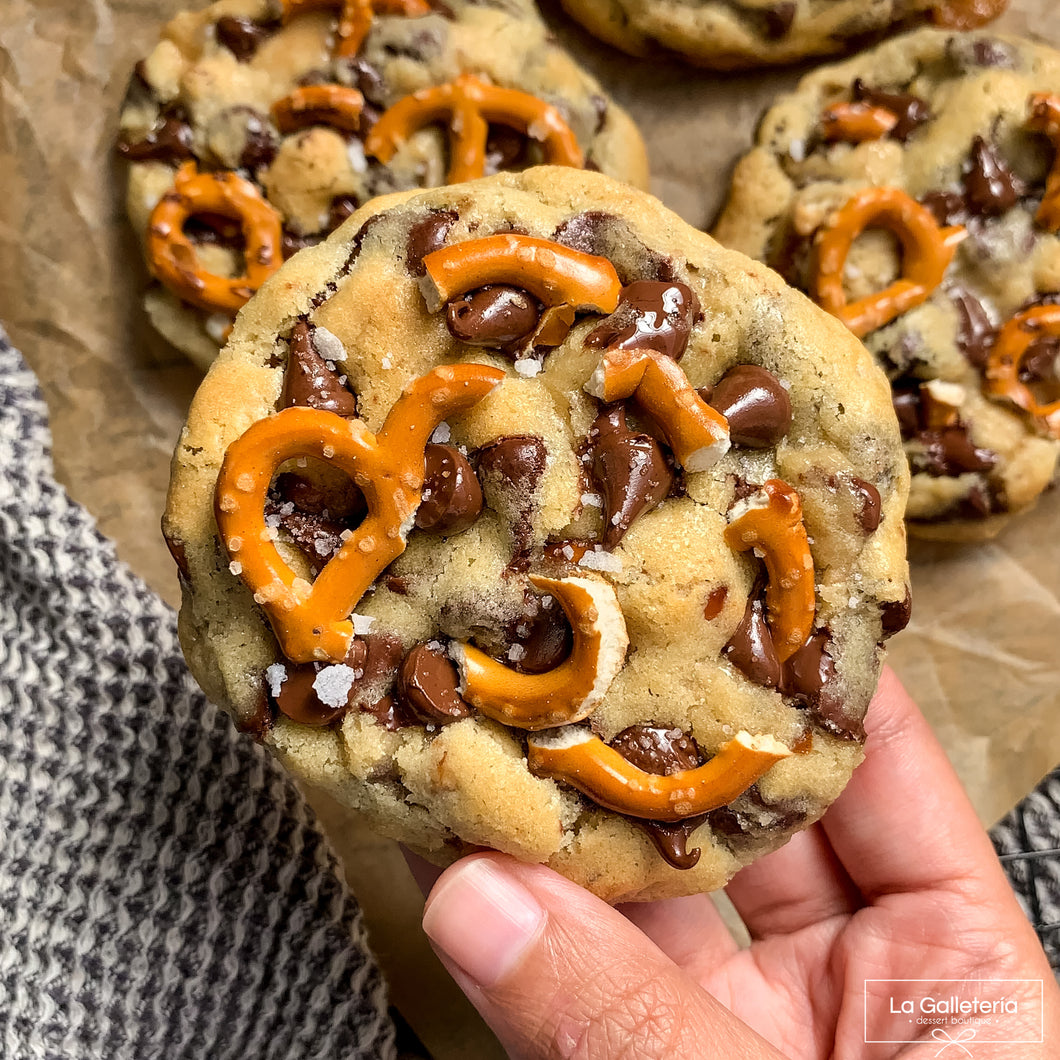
(714, 29, 1060, 540)
(164, 167, 910, 902)
(556, 0, 1007, 72)
(118, 0, 649, 369)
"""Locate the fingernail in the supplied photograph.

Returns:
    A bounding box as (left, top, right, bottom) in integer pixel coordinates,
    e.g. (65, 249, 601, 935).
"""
(422, 858, 545, 988)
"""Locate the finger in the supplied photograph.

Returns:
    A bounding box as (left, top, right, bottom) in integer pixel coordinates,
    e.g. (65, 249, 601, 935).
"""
(725, 824, 862, 939)
(422, 852, 787, 1060)
(617, 892, 742, 971)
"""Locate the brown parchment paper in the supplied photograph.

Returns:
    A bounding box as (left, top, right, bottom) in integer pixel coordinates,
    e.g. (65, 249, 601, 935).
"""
(2, 1, 1059, 1056)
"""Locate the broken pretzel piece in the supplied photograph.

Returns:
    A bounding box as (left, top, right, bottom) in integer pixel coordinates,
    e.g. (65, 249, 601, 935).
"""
(147, 162, 284, 315)
(984, 304, 1060, 437)
(813, 187, 966, 338)
(279, 0, 431, 59)
(452, 575, 628, 730)
(585, 348, 730, 471)
(725, 479, 816, 663)
(1027, 93, 1060, 233)
(215, 362, 503, 663)
(365, 72, 583, 182)
(271, 84, 366, 135)
(527, 728, 791, 821)
(820, 101, 899, 144)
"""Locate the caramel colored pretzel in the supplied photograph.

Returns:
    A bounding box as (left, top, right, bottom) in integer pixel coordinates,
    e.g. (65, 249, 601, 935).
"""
(452, 575, 628, 730)
(215, 363, 504, 662)
(585, 349, 730, 471)
(725, 480, 815, 663)
(820, 102, 899, 144)
(420, 234, 621, 315)
(527, 728, 791, 822)
(984, 304, 1060, 437)
(147, 162, 284, 315)
(1027, 93, 1060, 233)
(930, 0, 1009, 31)
(279, 0, 430, 59)
(813, 187, 966, 338)
(365, 73, 583, 183)
(271, 85, 366, 135)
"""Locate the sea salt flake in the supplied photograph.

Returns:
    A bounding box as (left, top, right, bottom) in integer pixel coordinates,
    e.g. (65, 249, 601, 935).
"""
(580, 493, 602, 508)
(312, 665, 358, 709)
(514, 358, 542, 377)
(350, 613, 376, 634)
(228, 560, 243, 575)
(508, 644, 526, 662)
(430, 422, 451, 444)
(577, 549, 622, 573)
(265, 663, 287, 698)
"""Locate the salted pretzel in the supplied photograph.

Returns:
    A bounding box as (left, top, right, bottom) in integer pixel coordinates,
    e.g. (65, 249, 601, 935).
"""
(365, 73, 583, 183)
(452, 575, 629, 730)
(930, 0, 1010, 31)
(984, 304, 1060, 437)
(585, 348, 731, 471)
(820, 101, 898, 144)
(279, 0, 431, 59)
(1027, 93, 1060, 233)
(527, 728, 791, 821)
(215, 362, 504, 662)
(147, 162, 284, 315)
(725, 479, 816, 663)
(813, 187, 966, 338)
(271, 85, 366, 135)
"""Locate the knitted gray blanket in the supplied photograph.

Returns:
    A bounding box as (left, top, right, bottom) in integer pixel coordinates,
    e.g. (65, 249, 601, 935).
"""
(0, 328, 395, 1058)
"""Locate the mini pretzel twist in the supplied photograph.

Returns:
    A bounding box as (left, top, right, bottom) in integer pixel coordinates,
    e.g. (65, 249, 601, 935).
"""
(420, 233, 621, 314)
(279, 0, 430, 59)
(451, 575, 629, 730)
(526, 729, 791, 821)
(215, 362, 504, 662)
(813, 187, 966, 338)
(725, 479, 816, 663)
(984, 304, 1060, 437)
(1027, 93, 1060, 233)
(820, 101, 899, 144)
(147, 162, 284, 315)
(585, 349, 730, 471)
(930, 0, 1009, 31)
(365, 72, 583, 183)
(271, 84, 366, 134)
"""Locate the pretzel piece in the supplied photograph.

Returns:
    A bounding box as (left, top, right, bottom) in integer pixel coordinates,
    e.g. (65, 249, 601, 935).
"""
(725, 480, 816, 663)
(365, 72, 583, 183)
(984, 304, 1060, 437)
(813, 187, 966, 338)
(147, 162, 284, 315)
(930, 0, 1009, 31)
(271, 85, 366, 134)
(527, 728, 791, 821)
(279, 0, 431, 59)
(420, 234, 621, 315)
(585, 349, 730, 471)
(215, 363, 503, 662)
(452, 575, 628, 730)
(820, 101, 899, 144)
(1027, 93, 1060, 233)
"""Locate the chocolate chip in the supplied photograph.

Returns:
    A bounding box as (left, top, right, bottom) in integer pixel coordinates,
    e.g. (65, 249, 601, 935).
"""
(949, 284, 997, 369)
(475, 435, 547, 563)
(416, 444, 483, 535)
(586, 406, 673, 549)
(584, 281, 700, 362)
(406, 210, 457, 276)
(611, 725, 703, 775)
(851, 79, 931, 141)
(880, 586, 912, 637)
(237, 110, 279, 171)
(485, 125, 530, 173)
(782, 632, 862, 740)
(642, 817, 707, 870)
(920, 190, 969, 227)
(215, 15, 278, 61)
(949, 36, 1018, 70)
(590, 94, 608, 134)
(963, 136, 1027, 217)
(397, 643, 473, 725)
(361, 694, 413, 731)
(445, 285, 541, 347)
(184, 212, 243, 248)
(723, 583, 781, 690)
(705, 365, 792, 449)
(851, 477, 882, 533)
(891, 381, 922, 439)
(1020, 335, 1060, 384)
(281, 322, 358, 416)
(116, 114, 194, 163)
(914, 427, 997, 477)
(337, 57, 388, 107)
(328, 195, 359, 232)
(281, 228, 319, 259)
(503, 590, 572, 674)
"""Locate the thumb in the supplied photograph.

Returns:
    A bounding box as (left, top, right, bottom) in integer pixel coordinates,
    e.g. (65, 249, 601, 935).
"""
(421, 852, 783, 1060)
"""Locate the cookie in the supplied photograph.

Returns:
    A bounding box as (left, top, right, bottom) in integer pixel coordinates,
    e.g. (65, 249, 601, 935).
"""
(714, 29, 1060, 540)
(164, 167, 910, 903)
(117, 0, 649, 370)
(556, 0, 1007, 72)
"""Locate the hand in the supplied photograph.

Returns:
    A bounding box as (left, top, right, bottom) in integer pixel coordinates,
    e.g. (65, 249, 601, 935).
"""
(416, 668, 1060, 1058)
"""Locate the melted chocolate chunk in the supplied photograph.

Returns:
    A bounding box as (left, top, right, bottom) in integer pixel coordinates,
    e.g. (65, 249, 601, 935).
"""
(406, 210, 457, 276)
(266, 471, 367, 571)
(586, 407, 672, 549)
(446, 285, 541, 347)
(215, 15, 278, 61)
(281, 322, 358, 416)
(485, 125, 530, 172)
(949, 285, 996, 370)
(949, 36, 1018, 70)
(503, 591, 572, 674)
(1020, 334, 1060, 385)
(852, 79, 931, 141)
(921, 190, 968, 227)
(328, 195, 359, 232)
(184, 212, 242, 248)
(584, 281, 700, 361)
(361, 694, 413, 731)
(723, 582, 781, 690)
(707, 789, 806, 841)
(265, 504, 347, 571)
(416, 443, 483, 535)
(914, 427, 997, 477)
(963, 136, 1027, 216)
(850, 477, 882, 533)
(891, 381, 922, 439)
(703, 585, 728, 621)
(880, 586, 912, 638)
(644, 817, 708, 870)
(705, 365, 792, 449)
(338, 57, 388, 107)
(475, 435, 547, 563)
(237, 109, 279, 170)
(782, 633, 862, 740)
(552, 212, 675, 283)
(116, 113, 194, 163)
(282, 228, 319, 259)
(398, 643, 473, 724)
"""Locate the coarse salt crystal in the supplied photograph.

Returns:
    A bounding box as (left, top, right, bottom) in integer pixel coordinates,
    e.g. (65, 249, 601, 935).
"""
(430, 422, 451, 444)
(577, 549, 622, 573)
(265, 663, 287, 698)
(228, 560, 243, 575)
(580, 492, 602, 508)
(381, 356, 393, 369)
(350, 613, 376, 634)
(508, 644, 526, 662)
(514, 358, 542, 377)
(312, 664, 358, 708)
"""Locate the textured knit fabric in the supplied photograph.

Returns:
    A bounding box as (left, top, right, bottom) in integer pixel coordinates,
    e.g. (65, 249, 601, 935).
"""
(0, 329, 396, 1059)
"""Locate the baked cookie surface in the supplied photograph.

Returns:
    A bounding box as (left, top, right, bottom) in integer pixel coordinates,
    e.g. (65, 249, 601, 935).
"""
(165, 168, 909, 902)
(118, 0, 648, 369)
(714, 29, 1060, 539)
(557, 0, 1007, 71)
